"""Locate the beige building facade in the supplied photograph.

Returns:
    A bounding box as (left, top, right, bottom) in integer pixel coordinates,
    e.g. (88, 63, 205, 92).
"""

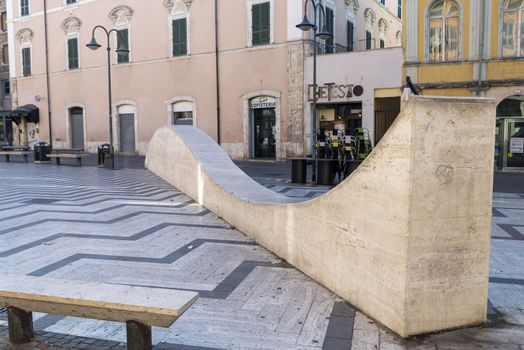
(0, 0, 11, 146)
(7, 0, 401, 159)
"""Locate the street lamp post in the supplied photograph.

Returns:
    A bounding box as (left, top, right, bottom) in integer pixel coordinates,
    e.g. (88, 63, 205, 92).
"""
(86, 25, 130, 169)
(296, 0, 332, 183)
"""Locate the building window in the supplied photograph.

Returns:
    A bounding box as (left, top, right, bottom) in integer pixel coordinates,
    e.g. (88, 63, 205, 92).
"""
(2, 45, 8, 65)
(22, 47, 31, 76)
(172, 101, 193, 125)
(397, 0, 402, 18)
(2, 80, 9, 96)
(366, 31, 372, 50)
(325, 6, 334, 53)
(380, 0, 385, 5)
(427, 0, 460, 62)
(67, 37, 79, 69)
(61, 17, 81, 70)
(378, 18, 388, 49)
(347, 21, 354, 51)
(20, 0, 29, 16)
(117, 28, 129, 63)
(502, 0, 524, 57)
(66, 0, 77, 4)
(1, 12, 7, 32)
(172, 18, 188, 56)
(251, 2, 270, 46)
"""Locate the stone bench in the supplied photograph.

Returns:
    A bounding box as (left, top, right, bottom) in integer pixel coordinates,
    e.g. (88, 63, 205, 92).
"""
(0, 274, 198, 350)
(48, 150, 89, 166)
(0, 151, 32, 163)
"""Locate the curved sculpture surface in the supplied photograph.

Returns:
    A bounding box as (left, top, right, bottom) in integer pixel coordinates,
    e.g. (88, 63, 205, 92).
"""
(146, 96, 496, 337)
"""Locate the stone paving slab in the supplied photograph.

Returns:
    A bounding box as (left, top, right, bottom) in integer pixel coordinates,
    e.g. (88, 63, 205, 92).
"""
(0, 162, 522, 349)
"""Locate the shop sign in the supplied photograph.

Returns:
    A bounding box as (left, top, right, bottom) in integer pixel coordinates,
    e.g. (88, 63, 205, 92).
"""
(250, 96, 276, 109)
(510, 137, 524, 154)
(307, 83, 364, 103)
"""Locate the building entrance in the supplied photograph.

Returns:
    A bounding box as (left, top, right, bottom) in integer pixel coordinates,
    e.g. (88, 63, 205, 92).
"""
(496, 96, 524, 170)
(253, 108, 276, 159)
(0, 116, 13, 146)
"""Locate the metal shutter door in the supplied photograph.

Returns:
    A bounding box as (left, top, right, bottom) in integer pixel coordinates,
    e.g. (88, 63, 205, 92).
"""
(119, 113, 135, 153)
(70, 111, 84, 150)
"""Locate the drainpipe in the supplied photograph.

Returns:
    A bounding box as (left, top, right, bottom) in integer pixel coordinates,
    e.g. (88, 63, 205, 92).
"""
(214, 0, 221, 145)
(477, 0, 486, 96)
(43, 0, 53, 148)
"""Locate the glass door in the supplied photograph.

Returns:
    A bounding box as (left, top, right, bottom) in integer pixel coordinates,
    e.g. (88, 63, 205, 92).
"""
(505, 119, 524, 169)
(253, 108, 276, 159)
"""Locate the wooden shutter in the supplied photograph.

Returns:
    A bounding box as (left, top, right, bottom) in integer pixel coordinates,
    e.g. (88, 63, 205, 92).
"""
(325, 7, 334, 53)
(117, 29, 129, 63)
(172, 18, 187, 56)
(22, 47, 31, 76)
(68, 38, 79, 69)
(347, 21, 354, 51)
(252, 2, 270, 46)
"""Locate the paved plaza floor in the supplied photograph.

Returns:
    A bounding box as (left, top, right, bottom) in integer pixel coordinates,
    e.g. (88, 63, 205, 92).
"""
(0, 159, 522, 349)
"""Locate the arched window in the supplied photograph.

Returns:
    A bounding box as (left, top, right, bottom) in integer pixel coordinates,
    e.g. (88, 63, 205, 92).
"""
(378, 18, 388, 48)
(427, 0, 460, 62)
(502, 0, 524, 57)
(109, 5, 133, 64)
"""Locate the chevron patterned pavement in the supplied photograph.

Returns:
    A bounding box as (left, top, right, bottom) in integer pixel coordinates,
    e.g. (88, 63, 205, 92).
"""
(0, 162, 523, 349)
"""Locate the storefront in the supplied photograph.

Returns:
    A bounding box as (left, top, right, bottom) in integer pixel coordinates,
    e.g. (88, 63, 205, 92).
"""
(249, 96, 277, 159)
(304, 47, 403, 157)
(496, 96, 524, 170)
(0, 114, 13, 146)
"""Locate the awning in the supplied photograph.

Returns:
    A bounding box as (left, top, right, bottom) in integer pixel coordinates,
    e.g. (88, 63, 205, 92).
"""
(10, 104, 39, 124)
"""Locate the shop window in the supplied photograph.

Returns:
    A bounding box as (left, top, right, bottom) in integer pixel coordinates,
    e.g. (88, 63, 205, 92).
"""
(502, 0, 524, 57)
(172, 18, 188, 56)
(20, 0, 29, 17)
(427, 0, 460, 62)
(251, 2, 270, 46)
(67, 38, 79, 69)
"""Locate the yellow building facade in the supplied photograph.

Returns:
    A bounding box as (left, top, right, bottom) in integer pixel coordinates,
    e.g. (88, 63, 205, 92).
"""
(403, 0, 524, 170)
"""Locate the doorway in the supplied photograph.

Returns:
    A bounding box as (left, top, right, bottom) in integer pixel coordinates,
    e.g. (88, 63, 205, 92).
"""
(69, 107, 84, 150)
(0, 116, 13, 146)
(252, 108, 276, 159)
(119, 113, 136, 154)
(496, 96, 524, 170)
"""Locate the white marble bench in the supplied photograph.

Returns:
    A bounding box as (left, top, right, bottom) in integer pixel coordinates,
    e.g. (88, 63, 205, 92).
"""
(0, 274, 198, 350)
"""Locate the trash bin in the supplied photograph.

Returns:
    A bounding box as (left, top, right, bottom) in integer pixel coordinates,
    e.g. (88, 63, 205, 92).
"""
(34, 141, 51, 163)
(98, 144, 114, 169)
(290, 158, 307, 183)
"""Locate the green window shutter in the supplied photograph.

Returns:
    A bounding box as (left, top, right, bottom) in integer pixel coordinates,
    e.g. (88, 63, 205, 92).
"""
(22, 47, 31, 76)
(172, 18, 187, 56)
(68, 38, 79, 69)
(325, 7, 334, 53)
(252, 2, 270, 46)
(117, 29, 129, 63)
(347, 21, 354, 51)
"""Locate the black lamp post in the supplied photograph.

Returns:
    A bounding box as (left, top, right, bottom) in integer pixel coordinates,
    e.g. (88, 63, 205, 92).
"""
(86, 25, 129, 169)
(297, 0, 332, 182)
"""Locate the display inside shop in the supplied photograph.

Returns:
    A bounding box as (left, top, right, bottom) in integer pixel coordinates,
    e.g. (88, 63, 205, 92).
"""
(315, 126, 372, 183)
